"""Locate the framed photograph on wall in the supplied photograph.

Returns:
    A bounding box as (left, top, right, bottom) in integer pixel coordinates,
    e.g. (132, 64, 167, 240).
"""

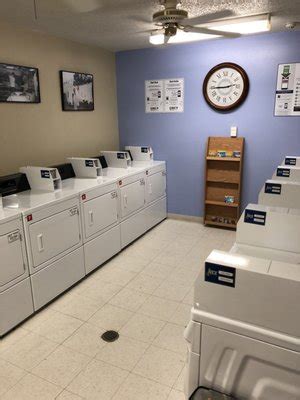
(60, 70, 94, 111)
(0, 63, 40, 103)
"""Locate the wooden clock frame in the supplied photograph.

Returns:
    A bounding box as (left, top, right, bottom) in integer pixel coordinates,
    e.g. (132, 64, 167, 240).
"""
(203, 62, 249, 111)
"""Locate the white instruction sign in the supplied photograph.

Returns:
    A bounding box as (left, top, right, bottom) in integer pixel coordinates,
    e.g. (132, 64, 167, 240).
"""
(274, 63, 300, 116)
(164, 78, 184, 113)
(145, 80, 164, 113)
(145, 78, 184, 113)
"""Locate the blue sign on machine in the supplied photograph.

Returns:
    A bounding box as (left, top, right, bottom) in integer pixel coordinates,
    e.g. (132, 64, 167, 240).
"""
(265, 182, 282, 195)
(277, 168, 290, 178)
(285, 157, 296, 166)
(244, 209, 266, 225)
(40, 170, 50, 179)
(205, 262, 236, 288)
(85, 160, 94, 167)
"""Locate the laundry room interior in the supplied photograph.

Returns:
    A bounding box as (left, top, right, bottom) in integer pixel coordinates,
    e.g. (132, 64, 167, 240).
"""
(0, 1, 299, 399)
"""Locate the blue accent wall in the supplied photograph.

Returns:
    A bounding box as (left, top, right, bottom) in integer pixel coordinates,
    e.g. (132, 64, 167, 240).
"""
(116, 31, 300, 217)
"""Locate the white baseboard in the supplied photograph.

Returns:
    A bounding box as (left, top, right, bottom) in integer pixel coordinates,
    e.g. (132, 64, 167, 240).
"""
(167, 213, 203, 223)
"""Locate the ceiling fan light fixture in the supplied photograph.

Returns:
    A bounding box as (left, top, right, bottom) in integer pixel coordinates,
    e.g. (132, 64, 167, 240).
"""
(169, 30, 219, 43)
(149, 33, 165, 45)
(208, 13, 271, 35)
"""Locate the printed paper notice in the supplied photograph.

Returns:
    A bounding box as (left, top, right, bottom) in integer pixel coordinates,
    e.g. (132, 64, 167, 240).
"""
(145, 80, 164, 113)
(275, 63, 300, 116)
(164, 78, 184, 113)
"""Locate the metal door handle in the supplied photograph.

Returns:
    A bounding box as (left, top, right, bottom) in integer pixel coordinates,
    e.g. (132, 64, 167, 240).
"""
(89, 210, 94, 225)
(37, 234, 44, 252)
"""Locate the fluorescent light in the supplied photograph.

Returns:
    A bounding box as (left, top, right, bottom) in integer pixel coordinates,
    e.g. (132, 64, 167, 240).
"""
(208, 14, 270, 34)
(169, 30, 219, 43)
(149, 30, 219, 45)
(149, 33, 165, 45)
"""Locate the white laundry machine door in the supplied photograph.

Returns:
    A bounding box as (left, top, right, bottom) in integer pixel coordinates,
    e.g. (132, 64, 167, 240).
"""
(29, 206, 81, 269)
(146, 170, 166, 204)
(120, 179, 145, 219)
(83, 190, 118, 240)
(0, 220, 28, 292)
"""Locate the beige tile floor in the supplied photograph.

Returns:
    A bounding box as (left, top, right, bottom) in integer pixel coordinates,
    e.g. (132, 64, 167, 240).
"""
(0, 219, 235, 400)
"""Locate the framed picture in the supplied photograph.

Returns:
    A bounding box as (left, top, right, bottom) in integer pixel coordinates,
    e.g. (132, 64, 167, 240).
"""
(60, 70, 94, 111)
(0, 63, 40, 103)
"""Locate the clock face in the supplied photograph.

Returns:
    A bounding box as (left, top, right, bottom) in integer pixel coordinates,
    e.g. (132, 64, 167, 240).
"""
(203, 63, 249, 111)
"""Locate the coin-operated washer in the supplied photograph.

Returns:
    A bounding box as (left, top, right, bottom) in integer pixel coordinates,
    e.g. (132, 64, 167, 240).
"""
(67, 157, 102, 178)
(258, 179, 300, 209)
(63, 157, 121, 275)
(100, 150, 149, 248)
(282, 156, 300, 167)
(4, 166, 85, 311)
(230, 203, 300, 264)
(125, 146, 167, 232)
(0, 198, 34, 336)
(125, 145, 154, 162)
(272, 165, 300, 182)
(184, 250, 300, 400)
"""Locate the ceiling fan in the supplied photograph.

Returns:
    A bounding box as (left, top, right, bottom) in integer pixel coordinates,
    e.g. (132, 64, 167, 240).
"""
(141, 0, 241, 44)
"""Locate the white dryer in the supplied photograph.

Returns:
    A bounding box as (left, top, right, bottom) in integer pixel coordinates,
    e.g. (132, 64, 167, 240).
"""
(63, 177, 121, 275)
(230, 204, 300, 264)
(258, 179, 300, 209)
(4, 190, 85, 311)
(272, 165, 300, 182)
(184, 250, 300, 400)
(282, 156, 300, 167)
(0, 207, 34, 336)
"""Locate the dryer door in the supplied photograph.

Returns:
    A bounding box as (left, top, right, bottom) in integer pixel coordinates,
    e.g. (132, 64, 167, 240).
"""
(83, 191, 118, 239)
(0, 229, 27, 292)
(29, 206, 81, 268)
(146, 170, 166, 204)
(120, 179, 145, 219)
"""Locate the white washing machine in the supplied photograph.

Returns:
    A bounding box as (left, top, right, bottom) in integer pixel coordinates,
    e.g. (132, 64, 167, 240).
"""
(230, 203, 300, 264)
(184, 250, 300, 400)
(272, 165, 300, 182)
(0, 207, 34, 336)
(63, 177, 121, 275)
(258, 179, 300, 209)
(132, 160, 167, 232)
(4, 189, 85, 311)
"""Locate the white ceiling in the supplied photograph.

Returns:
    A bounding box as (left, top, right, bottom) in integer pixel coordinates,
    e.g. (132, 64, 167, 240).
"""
(0, 0, 299, 52)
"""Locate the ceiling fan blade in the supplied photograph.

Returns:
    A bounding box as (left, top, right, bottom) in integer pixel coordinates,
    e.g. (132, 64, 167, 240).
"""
(181, 10, 234, 26)
(137, 28, 164, 34)
(183, 25, 241, 38)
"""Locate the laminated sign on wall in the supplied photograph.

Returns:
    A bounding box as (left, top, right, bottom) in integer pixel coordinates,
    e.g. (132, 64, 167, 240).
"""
(274, 63, 300, 116)
(145, 78, 184, 113)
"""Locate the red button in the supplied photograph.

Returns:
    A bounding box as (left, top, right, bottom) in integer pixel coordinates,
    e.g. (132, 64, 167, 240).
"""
(82, 194, 86, 201)
(119, 180, 122, 186)
(27, 214, 33, 222)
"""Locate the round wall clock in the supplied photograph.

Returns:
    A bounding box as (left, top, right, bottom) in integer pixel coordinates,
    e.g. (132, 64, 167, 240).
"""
(203, 62, 249, 111)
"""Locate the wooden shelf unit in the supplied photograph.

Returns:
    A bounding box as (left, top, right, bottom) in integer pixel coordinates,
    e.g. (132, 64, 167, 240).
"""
(204, 137, 244, 230)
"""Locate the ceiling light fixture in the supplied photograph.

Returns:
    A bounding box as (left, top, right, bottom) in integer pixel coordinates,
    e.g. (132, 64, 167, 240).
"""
(207, 13, 271, 35)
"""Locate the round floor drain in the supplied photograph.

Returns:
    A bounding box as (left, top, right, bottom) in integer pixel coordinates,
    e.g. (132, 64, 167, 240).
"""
(101, 330, 119, 342)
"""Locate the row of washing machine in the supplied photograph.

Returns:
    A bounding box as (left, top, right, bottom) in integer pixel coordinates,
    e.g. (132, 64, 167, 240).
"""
(185, 156, 300, 400)
(0, 146, 167, 336)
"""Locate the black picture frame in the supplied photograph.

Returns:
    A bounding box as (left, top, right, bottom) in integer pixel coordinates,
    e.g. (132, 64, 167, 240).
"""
(60, 70, 94, 111)
(0, 62, 41, 104)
